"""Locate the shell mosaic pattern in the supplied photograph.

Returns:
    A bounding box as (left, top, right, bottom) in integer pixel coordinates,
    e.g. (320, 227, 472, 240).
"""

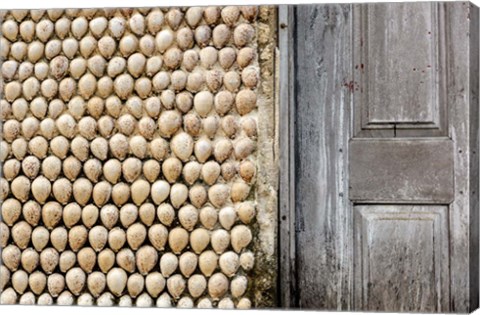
(0, 6, 263, 308)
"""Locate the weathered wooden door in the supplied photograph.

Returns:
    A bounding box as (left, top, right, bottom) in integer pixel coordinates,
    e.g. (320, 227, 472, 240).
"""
(279, 2, 479, 313)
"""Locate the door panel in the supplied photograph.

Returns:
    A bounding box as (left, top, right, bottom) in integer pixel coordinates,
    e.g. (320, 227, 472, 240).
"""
(354, 205, 450, 312)
(349, 139, 454, 203)
(280, 2, 479, 312)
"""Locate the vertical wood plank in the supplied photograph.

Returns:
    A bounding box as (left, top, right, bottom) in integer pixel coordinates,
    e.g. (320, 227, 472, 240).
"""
(446, 2, 478, 312)
(278, 4, 297, 308)
(294, 4, 353, 310)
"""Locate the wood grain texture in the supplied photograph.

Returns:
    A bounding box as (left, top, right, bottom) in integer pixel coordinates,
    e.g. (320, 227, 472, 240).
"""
(294, 4, 353, 310)
(354, 205, 450, 312)
(349, 138, 454, 203)
(446, 2, 479, 312)
(285, 2, 479, 313)
(278, 5, 297, 308)
(353, 2, 448, 138)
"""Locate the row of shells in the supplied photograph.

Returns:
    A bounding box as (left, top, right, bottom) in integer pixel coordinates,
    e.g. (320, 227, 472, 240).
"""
(1, 5, 260, 308)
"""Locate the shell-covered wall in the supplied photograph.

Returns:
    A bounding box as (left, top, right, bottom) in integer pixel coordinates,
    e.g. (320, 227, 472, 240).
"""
(0, 6, 277, 308)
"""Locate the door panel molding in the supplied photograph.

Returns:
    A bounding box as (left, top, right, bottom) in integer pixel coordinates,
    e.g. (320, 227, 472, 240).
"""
(353, 205, 450, 312)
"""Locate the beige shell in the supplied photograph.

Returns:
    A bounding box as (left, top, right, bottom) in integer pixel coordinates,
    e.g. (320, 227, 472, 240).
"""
(11, 176, 30, 202)
(162, 157, 183, 183)
(219, 251, 240, 277)
(156, 203, 175, 226)
(213, 139, 232, 162)
(136, 292, 153, 307)
(63, 203, 82, 228)
(112, 183, 130, 206)
(186, 275, 206, 299)
(145, 272, 165, 298)
(42, 156, 62, 181)
(126, 223, 147, 250)
(56, 291, 74, 305)
(109, 17, 126, 39)
(40, 247, 59, 274)
(88, 226, 108, 252)
(20, 248, 39, 273)
(62, 157, 81, 181)
(143, 160, 160, 183)
(50, 227, 68, 251)
(12, 269, 29, 294)
(171, 132, 194, 162)
(108, 227, 126, 252)
(97, 292, 115, 306)
(119, 295, 132, 307)
(136, 245, 158, 275)
(202, 161, 221, 185)
(148, 224, 168, 251)
(28, 271, 46, 295)
(239, 160, 256, 183)
(83, 159, 102, 184)
(72, 178, 93, 206)
(97, 249, 115, 273)
(68, 225, 88, 252)
(164, 47, 182, 69)
(93, 181, 112, 206)
(42, 201, 63, 229)
(231, 181, 251, 202)
(119, 204, 137, 228)
(3, 161, 20, 183)
(127, 273, 144, 298)
(87, 272, 106, 297)
(65, 267, 86, 295)
(2, 198, 22, 226)
(221, 115, 238, 138)
(147, 9, 164, 33)
(131, 180, 150, 206)
(77, 247, 96, 273)
(1, 265, 11, 290)
(219, 207, 237, 230)
(47, 273, 65, 297)
(145, 180, 169, 206)
(122, 157, 142, 183)
(82, 205, 99, 228)
(31, 176, 51, 204)
(213, 24, 231, 48)
(0, 287, 17, 305)
(11, 221, 32, 249)
(168, 227, 189, 254)
(150, 138, 169, 161)
(221, 6, 240, 26)
(183, 161, 201, 185)
(160, 252, 178, 278)
(190, 228, 210, 254)
(138, 203, 155, 226)
(31, 227, 49, 251)
(173, 83, 190, 104)
(59, 251, 76, 273)
(170, 183, 189, 209)
(208, 184, 230, 208)
(158, 110, 182, 138)
(199, 206, 218, 230)
(211, 229, 231, 254)
(218, 297, 235, 309)
(116, 248, 135, 273)
(166, 9, 183, 30)
(198, 250, 218, 277)
(103, 159, 122, 184)
(197, 297, 213, 308)
(166, 274, 186, 299)
(177, 296, 194, 308)
(130, 136, 148, 158)
(0, 179, 9, 202)
(189, 185, 207, 208)
(179, 251, 198, 278)
(71, 136, 90, 161)
(106, 268, 127, 296)
(3, 244, 21, 271)
(37, 292, 53, 305)
(199, 47, 217, 69)
(184, 113, 202, 136)
(231, 225, 253, 253)
(109, 134, 129, 160)
(12, 139, 27, 160)
(50, 136, 69, 159)
(208, 272, 229, 300)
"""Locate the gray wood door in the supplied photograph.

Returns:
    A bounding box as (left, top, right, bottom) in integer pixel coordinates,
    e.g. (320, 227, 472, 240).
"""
(279, 2, 479, 312)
